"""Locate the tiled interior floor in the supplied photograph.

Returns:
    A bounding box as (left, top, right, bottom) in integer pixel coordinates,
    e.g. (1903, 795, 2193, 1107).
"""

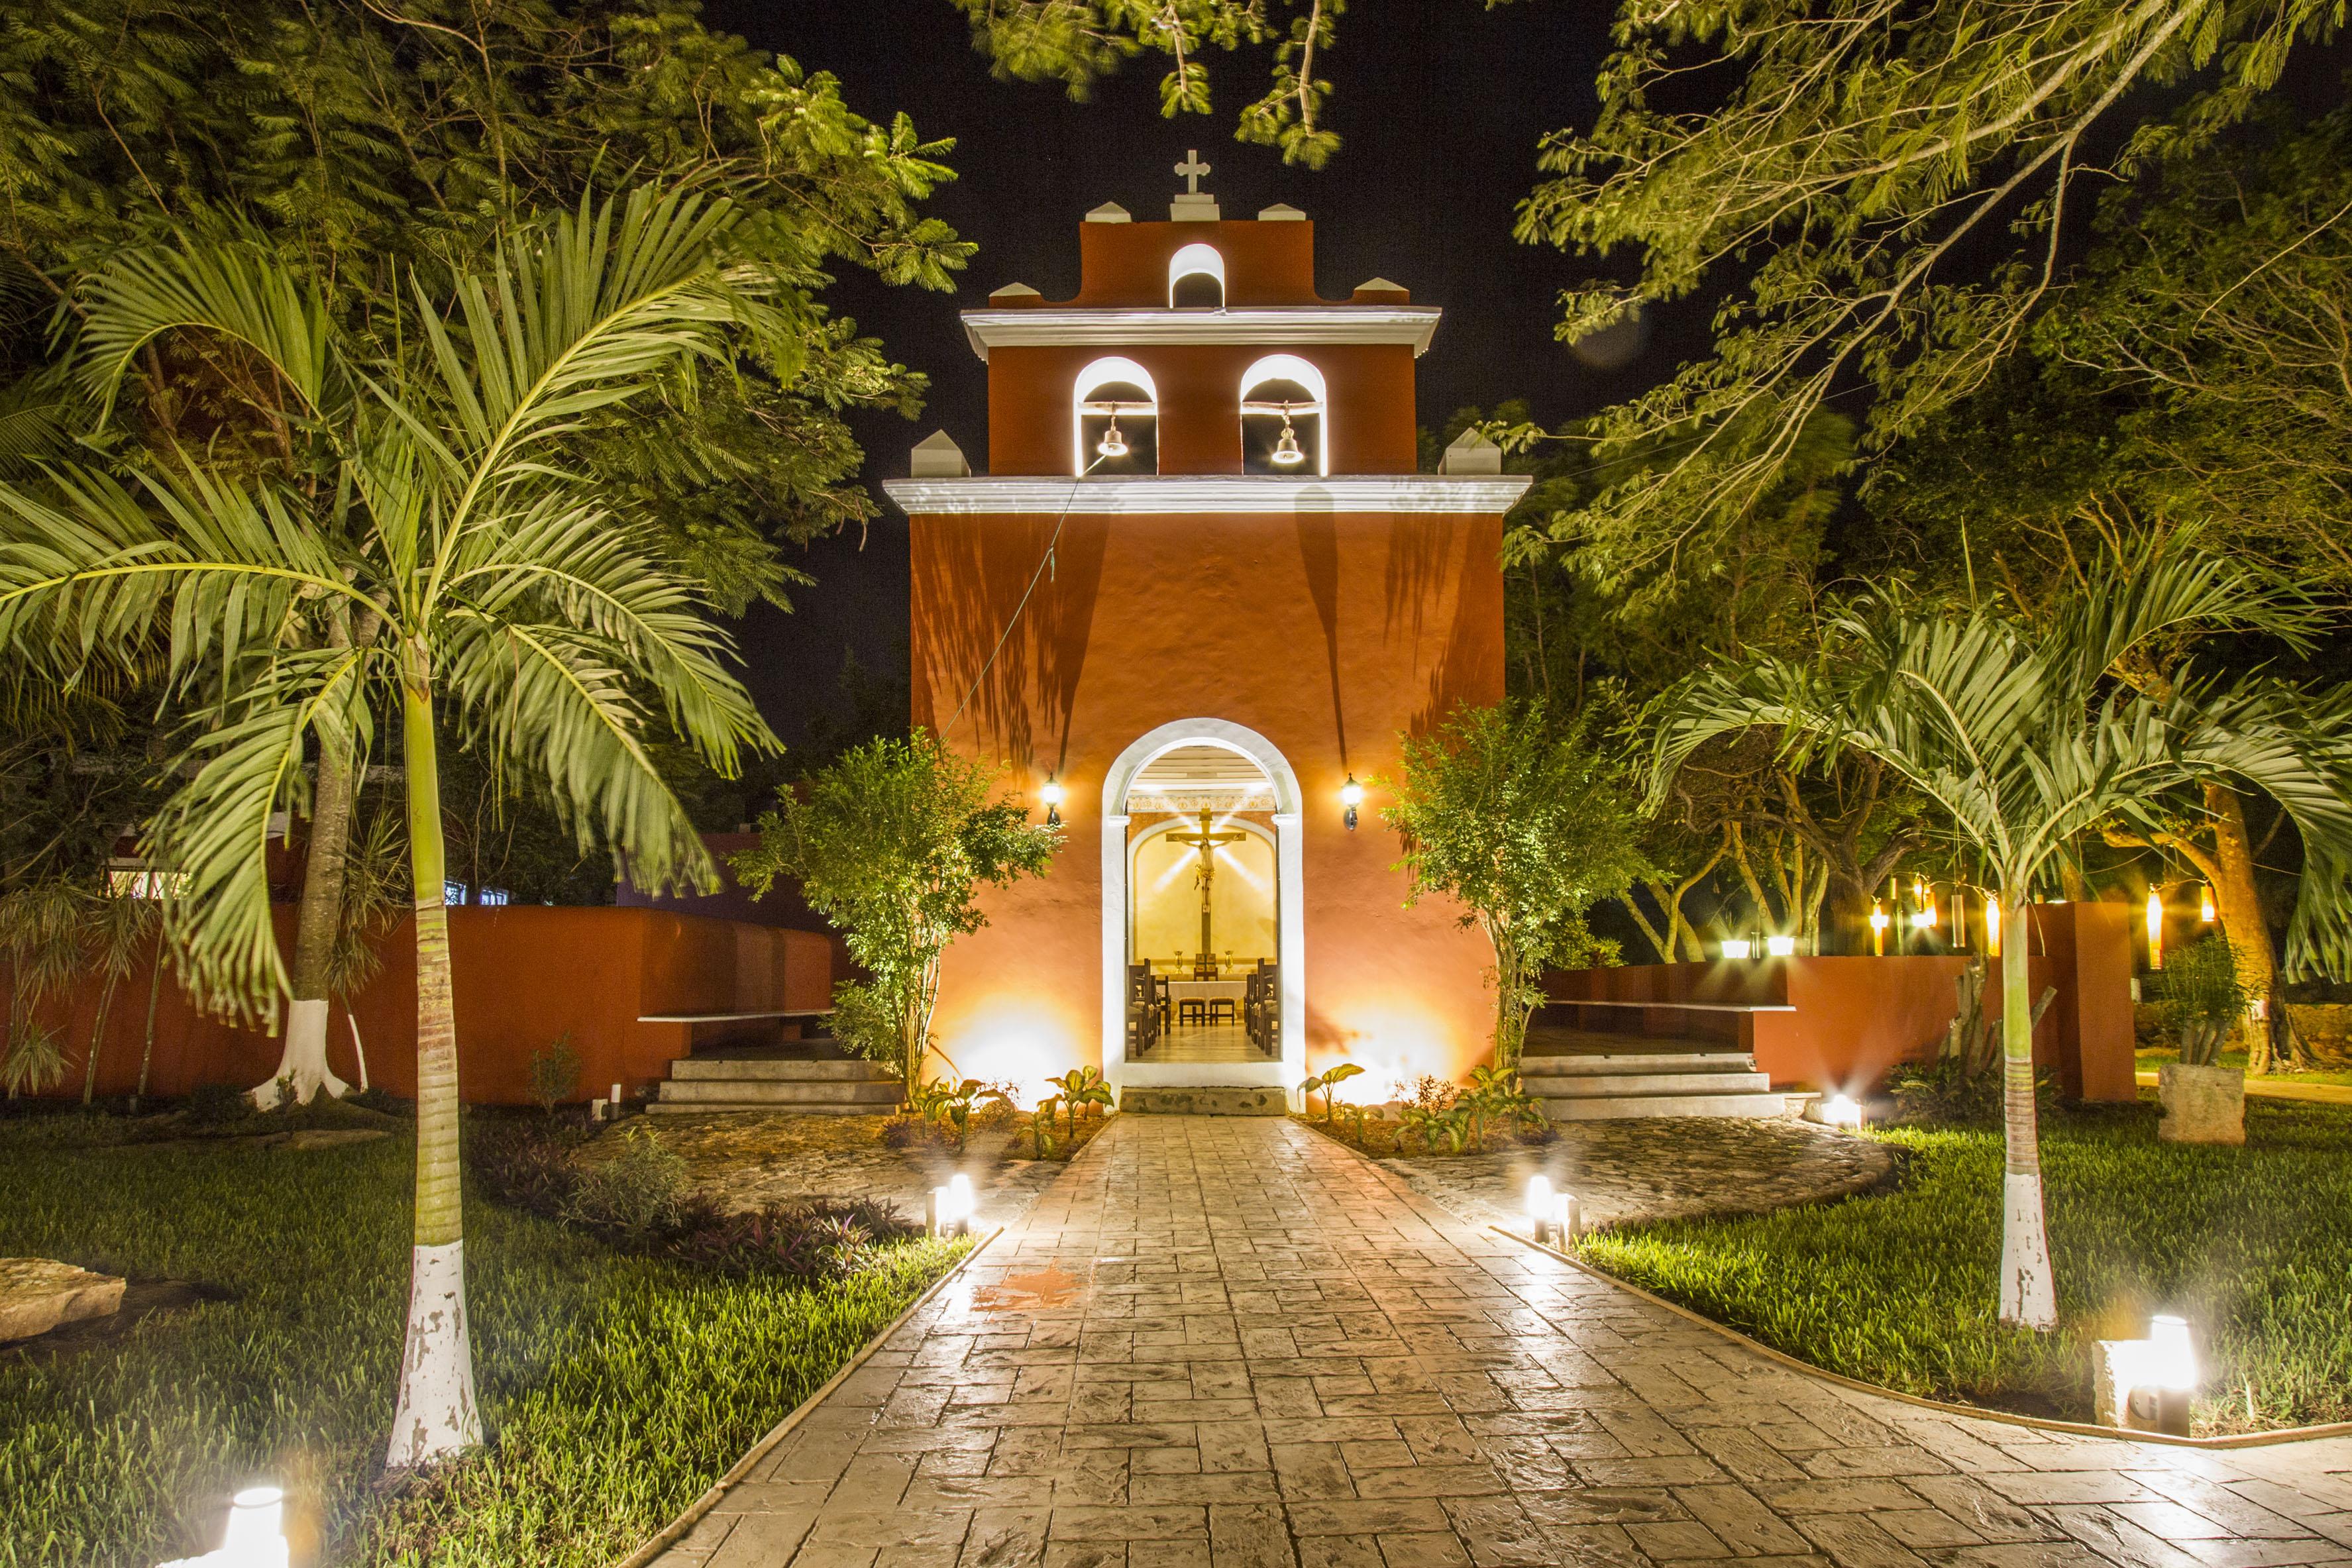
(1131, 1024, 1274, 1063)
(658, 1115, 2352, 1567)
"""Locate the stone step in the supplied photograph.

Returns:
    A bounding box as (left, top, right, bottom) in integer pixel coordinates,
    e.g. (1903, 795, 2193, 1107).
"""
(656, 1077, 898, 1107)
(668, 1057, 894, 1082)
(1522, 1052, 1757, 1076)
(1542, 1092, 1793, 1121)
(1120, 1086, 1287, 1116)
(1530, 1070, 1774, 1098)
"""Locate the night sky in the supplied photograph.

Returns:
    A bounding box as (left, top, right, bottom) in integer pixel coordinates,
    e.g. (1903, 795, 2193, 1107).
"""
(700, 1, 1664, 747)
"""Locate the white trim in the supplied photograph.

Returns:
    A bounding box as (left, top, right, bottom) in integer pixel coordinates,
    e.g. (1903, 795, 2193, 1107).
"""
(884, 474, 1530, 515)
(1100, 722, 1305, 1100)
(1239, 354, 1329, 477)
(1167, 243, 1226, 308)
(961, 305, 1442, 360)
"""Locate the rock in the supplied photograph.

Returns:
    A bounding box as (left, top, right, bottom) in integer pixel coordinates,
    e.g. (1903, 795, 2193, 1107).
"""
(0, 1257, 127, 1341)
(2159, 1062, 2245, 1145)
(279, 1129, 391, 1151)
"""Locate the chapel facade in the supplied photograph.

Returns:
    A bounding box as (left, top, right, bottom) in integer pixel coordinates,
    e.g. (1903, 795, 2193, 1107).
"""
(882, 159, 1529, 1105)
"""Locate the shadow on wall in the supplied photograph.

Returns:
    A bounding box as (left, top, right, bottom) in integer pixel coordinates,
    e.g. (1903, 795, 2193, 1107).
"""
(910, 513, 1108, 762)
(11, 906, 839, 1107)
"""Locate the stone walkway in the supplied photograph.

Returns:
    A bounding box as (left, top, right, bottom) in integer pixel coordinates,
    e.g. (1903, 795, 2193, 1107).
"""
(658, 1116, 2352, 1568)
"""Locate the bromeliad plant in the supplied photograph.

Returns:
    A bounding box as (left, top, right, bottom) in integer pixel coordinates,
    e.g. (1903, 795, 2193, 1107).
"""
(0, 187, 778, 1464)
(1297, 1061, 1364, 1124)
(1046, 1065, 1113, 1138)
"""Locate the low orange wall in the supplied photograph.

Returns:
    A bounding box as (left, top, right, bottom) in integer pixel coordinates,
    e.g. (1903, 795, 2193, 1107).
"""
(1548, 903, 2136, 1100)
(17, 906, 839, 1106)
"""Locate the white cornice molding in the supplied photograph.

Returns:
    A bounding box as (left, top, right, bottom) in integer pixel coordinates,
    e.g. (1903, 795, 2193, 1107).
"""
(881, 474, 1531, 515)
(959, 305, 1442, 361)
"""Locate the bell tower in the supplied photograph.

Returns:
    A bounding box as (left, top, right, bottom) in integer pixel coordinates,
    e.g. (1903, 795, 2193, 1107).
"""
(885, 158, 1528, 1107)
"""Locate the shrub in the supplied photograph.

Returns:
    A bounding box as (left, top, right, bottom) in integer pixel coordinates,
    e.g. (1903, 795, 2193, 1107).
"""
(668, 1199, 912, 1281)
(529, 1033, 582, 1114)
(1, 1023, 67, 1098)
(2159, 934, 2248, 1067)
(468, 1116, 588, 1217)
(564, 1124, 692, 1235)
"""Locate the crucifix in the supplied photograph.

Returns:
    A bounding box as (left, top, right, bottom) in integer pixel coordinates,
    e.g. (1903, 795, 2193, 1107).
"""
(1175, 148, 1212, 194)
(1165, 808, 1246, 967)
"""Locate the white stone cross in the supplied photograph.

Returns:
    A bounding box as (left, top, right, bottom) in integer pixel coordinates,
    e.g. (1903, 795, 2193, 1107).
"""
(1175, 149, 1212, 194)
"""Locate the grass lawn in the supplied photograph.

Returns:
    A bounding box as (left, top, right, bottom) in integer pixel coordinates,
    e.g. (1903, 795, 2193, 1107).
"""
(0, 1115, 969, 1568)
(1577, 1096, 2352, 1435)
(2136, 1045, 2352, 1090)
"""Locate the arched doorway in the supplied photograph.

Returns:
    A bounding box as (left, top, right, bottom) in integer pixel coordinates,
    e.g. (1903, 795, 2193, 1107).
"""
(1101, 719, 1303, 1094)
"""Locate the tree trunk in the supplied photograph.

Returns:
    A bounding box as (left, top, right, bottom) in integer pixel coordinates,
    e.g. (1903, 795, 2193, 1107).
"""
(132, 949, 162, 1112)
(252, 731, 360, 1109)
(2206, 785, 2288, 1073)
(1996, 898, 2058, 1329)
(80, 969, 123, 1106)
(1487, 919, 1530, 1076)
(385, 656, 481, 1467)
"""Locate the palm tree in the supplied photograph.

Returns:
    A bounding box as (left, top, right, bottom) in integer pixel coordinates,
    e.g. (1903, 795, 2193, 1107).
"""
(0, 187, 775, 1463)
(1654, 553, 2352, 1328)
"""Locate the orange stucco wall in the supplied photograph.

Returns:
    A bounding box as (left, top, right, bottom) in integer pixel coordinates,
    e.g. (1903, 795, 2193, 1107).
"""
(1547, 902, 2138, 1100)
(17, 906, 835, 1106)
(1071, 219, 1325, 307)
(909, 505, 1505, 1100)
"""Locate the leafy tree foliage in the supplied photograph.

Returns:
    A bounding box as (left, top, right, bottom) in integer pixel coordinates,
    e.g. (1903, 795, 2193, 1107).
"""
(1381, 701, 1644, 1074)
(733, 732, 1061, 1092)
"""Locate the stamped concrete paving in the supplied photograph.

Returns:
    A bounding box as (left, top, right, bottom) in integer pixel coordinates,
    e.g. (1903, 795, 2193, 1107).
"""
(659, 1114, 2352, 1567)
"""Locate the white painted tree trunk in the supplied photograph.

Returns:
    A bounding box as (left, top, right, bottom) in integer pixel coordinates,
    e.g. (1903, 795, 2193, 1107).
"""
(248, 998, 350, 1110)
(384, 1238, 481, 1466)
(1995, 900, 2058, 1329)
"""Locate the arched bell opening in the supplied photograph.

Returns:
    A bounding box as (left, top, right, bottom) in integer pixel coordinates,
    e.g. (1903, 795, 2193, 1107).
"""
(1073, 356, 1159, 476)
(1239, 355, 1328, 476)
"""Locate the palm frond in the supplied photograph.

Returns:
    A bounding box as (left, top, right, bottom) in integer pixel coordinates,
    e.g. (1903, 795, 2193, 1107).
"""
(75, 237, 339, 426)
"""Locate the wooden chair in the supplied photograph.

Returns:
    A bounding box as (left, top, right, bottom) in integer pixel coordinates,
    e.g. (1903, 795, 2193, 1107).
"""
(1208, 998, 1236, 1025)
(1178, 998, 1207, 1025)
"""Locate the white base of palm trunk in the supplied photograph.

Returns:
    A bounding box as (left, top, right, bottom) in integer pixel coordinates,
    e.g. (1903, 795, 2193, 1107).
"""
(386, 1239, 482, 1467)
(248, 998, 350, 1110)
(1997, 1170, 2058, 1329)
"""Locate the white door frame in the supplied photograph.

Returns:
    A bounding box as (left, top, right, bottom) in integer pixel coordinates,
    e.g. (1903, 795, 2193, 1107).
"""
(1100, 719, 1305, 1095)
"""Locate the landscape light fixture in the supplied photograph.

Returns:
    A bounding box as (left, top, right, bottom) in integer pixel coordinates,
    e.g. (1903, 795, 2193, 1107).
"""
(156, 1485, 288, 1568)
(1524, 1177, 1580, 1247)
(1868, 900, 1890, 955)
(1766, 935, 1797, 957)
(1821, 1093, 1864, 1129)
(2200, 884, 2216, 923)
(1095, 412, 1128, 459)
(1525, 1175, 1552, 1239)
(1340, 774, 1363, 831)
(930, 1175, 976, 1239)
(1271, 403, 1306, 466)
(1721, 939, 1753, 960)
(2147, 888, 2165, 970)
(1040, 771, 1065, 827)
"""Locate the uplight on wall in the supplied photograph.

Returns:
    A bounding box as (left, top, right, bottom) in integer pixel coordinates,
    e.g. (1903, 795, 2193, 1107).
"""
(1765, 935, 1797, 957)
(1720, 939, 1753, 959)
(1340, 774, 1363, 831)
(1040, 772, 1065, 828)
(157, 1485, 288, 1567)
(2147, 888, 2165, 970)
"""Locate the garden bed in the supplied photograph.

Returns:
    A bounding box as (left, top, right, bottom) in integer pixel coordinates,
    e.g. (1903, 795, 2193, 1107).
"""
(1295, 1112, 1896, 1232)
(1572, 1095, 2352, 1435)
(0, 1114, 973, 1567)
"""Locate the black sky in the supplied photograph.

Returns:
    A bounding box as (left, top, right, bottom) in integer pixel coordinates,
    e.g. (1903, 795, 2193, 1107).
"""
(701, 0, 1645, 746)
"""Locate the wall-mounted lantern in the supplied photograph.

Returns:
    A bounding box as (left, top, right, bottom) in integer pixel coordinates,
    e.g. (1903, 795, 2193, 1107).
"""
(1340, 774, 1363, 831)
(1040, 772, 1065, 828)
